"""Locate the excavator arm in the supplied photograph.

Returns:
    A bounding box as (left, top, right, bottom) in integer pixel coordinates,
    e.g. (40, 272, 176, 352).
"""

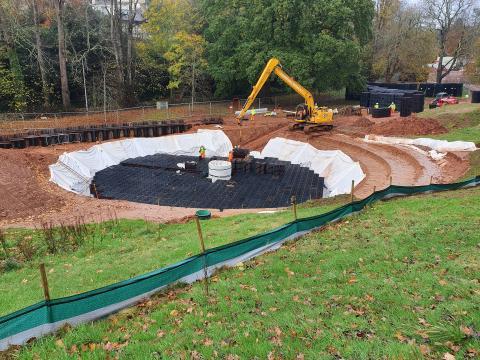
(236, 58, 316, 119)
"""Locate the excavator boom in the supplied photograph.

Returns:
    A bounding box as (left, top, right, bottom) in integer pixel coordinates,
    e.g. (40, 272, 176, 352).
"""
(236, 58, 315, 119)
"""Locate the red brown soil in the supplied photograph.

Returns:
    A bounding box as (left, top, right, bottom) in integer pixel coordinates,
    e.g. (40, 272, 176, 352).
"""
(334, 114, 447, 137)
(0, 114, 472, 228)
(369, 116, 447, 136)
(352, 117, 374, 128)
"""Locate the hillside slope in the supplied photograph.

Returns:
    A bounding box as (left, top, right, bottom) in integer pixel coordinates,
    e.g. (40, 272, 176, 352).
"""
(9, 187, 480, 359)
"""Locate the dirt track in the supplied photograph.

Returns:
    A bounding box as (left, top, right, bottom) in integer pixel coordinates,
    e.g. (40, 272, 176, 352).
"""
(0, 113, 472, 228)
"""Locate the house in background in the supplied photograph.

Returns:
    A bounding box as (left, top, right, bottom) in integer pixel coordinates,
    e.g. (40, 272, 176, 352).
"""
(91, 0, 149, 13)
(91, 0, 148, 36)
(91, 0, 148, 22)
(426, 56, 467, 83)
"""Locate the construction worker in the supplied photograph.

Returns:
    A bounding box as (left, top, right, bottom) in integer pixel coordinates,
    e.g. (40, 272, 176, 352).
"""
(389, 102, 396, 113)
(199, 145, 206, 160)
(250, 108, 256, 122)
(374, 103, 379, 109)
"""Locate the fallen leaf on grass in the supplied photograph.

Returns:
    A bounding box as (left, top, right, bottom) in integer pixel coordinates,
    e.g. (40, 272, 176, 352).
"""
(170, 309, 179, 317)
(348, 277, 357, 284)
(443, 353, 455, 360)
(225, 355, 240, 360)
(445, 341, 460, 353)
(284, 267, 294, 277)
(438, 279, 448, 286)
(269, 327, 283, 346)
(394, 332, 407, 342)
(419, 344, 430, 355)
(467, 348, 478, 358)
(364, 294, 374, 302)
(55, 339, 65, 348)
(418, 318, 431, 327)
(203, 338, 213, 346)
(415, 330, 430, 340)
(103, 342, 127, 351)
(460, 325, 474, 337)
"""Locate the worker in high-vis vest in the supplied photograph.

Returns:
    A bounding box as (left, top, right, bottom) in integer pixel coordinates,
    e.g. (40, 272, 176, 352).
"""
(389, 102, 396, 113)
(199, 145, 206, 160)
(250, 108, 256, 122)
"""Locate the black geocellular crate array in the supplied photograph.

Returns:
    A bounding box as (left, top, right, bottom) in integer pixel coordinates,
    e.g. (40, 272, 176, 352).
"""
(93, 154, 325, 209)
(471, 90, 480, 103)
(0, 120, 192, 149)
(361, 85, 424, 116)
(349, 82, 464, 103)
(418, 83, 463, 97)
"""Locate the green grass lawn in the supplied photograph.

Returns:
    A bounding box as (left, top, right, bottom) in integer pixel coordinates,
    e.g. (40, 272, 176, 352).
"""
(418, 103, 480, 144)
(0, 198, 346, 317)
(5, 187, 480, 359)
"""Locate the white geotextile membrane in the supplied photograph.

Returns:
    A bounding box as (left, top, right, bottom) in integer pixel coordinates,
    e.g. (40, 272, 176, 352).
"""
(49, 130, 233, 196)
(364, 134, 477, 152)
(251, 137, 366, 197)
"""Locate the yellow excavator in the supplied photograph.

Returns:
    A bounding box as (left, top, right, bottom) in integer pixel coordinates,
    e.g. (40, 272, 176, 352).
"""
(236, 58, 334, 133)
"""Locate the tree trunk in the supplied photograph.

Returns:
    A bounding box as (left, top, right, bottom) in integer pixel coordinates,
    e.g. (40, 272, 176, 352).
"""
(436, 54, 444, 84)
(32, 0, 50, 109)
(110, 0, 126, 105)
(54, 0, 71, 109)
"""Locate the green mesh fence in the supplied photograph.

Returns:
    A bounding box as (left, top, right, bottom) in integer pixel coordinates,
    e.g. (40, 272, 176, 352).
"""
(1, 177, 479, 349)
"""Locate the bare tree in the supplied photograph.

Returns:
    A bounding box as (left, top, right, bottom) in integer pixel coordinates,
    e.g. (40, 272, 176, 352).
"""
(53, 0, 71, 109)
(30, 0, 50, 109)
(372, 1, 437, 82)
(424, 0, 478, 83)
(126, 0, 140, 89)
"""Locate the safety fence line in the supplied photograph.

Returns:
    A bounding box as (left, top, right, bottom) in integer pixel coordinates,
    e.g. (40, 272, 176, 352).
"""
(0, 177, 479, 350)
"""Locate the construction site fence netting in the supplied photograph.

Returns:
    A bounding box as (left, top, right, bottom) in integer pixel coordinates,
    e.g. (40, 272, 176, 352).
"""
(0, 95, 309, 136)
(1, 176, 479, 350)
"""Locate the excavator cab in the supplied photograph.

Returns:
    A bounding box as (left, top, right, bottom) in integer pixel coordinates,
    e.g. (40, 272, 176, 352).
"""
(295, 104, 308, 121)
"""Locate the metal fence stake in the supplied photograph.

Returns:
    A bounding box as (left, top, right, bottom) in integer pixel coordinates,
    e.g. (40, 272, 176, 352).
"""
(350, 180, 355, 203)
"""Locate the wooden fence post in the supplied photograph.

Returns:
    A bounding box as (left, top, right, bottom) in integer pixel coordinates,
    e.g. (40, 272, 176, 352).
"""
(291, 196, 297, 220)
(195, 217, 209, 296)
(39, 263, 51, 301)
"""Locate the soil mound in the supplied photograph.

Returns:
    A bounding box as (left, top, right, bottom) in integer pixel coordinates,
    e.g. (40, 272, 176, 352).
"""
(371, 116, 447, 136)
(353, 117, 374, 128)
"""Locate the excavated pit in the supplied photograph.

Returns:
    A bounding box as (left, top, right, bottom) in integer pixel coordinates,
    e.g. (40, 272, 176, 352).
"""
(92, 154, 325, 209)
